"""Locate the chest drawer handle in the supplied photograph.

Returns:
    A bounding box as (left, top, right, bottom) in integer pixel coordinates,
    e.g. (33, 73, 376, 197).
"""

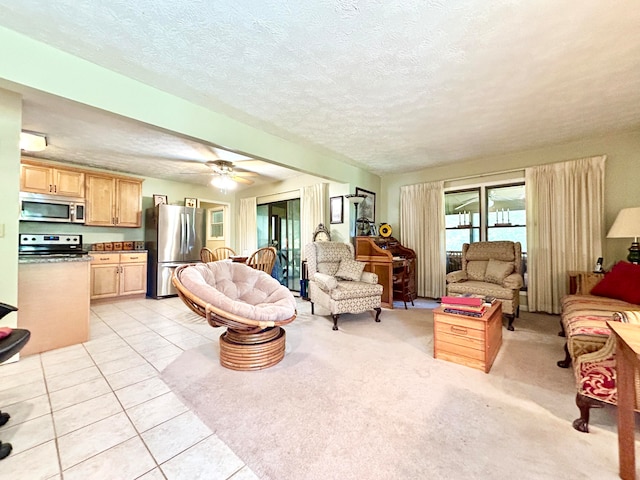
(451, 325, 468, 335)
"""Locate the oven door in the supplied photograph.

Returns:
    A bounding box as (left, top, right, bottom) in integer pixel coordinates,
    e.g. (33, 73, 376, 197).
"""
(20, 194, 73, 223)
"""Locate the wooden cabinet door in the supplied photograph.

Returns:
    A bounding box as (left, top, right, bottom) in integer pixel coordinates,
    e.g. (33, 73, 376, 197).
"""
(85, 174, 115, 226)
(120, 263, 147, 295)
(54, 169, 85, 197)
(21, 163, 53, 194)
(116, 179, 142, 227)
(91, 264, 119, 299)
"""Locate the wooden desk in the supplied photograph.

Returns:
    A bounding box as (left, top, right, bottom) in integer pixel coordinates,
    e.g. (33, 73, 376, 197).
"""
(354, 236, 416, 309)
(608, 321, 640, 480)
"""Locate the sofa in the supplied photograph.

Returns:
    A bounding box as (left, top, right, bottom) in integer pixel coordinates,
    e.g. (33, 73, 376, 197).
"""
(558, 261, 640, 432)
(446, 241, 524, 330)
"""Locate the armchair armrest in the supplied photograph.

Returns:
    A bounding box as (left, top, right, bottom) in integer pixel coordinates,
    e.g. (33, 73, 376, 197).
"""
(312, 272, 338, 291)
(502, 273, 523, 290)
(360, 271, 379, 284)
(446, 270, 467, 284)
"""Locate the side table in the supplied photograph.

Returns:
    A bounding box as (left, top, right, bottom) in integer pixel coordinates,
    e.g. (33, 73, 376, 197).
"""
(607, 321, 640, 480)
(567, 270, 604, 295)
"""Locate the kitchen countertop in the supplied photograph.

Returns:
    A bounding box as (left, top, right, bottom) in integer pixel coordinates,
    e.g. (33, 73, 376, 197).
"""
(19, 255, 93, 264)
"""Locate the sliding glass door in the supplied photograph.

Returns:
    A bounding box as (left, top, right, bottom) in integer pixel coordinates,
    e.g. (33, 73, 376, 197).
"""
(256, 198, 301, 291)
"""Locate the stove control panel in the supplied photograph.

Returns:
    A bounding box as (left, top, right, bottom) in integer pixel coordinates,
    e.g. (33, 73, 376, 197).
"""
(20, 234, 82, 246)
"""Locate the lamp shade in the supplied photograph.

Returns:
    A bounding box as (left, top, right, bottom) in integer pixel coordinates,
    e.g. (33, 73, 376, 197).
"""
(607, 207, 640, 240)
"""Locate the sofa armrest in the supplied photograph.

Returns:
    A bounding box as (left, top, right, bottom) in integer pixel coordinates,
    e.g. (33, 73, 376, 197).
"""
(360, 271, 379, 284)
(312, 272, 338, 291)
(502, 273, 523, 290)
(446, 270, 467, 284)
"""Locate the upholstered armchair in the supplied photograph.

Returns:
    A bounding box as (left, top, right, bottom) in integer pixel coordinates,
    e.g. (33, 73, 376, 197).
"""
(305, 242, 383, 330)
(446, 241, 524, 330)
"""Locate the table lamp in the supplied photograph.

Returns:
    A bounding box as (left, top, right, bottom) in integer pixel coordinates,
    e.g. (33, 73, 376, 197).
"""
(607, 207, 640, 264)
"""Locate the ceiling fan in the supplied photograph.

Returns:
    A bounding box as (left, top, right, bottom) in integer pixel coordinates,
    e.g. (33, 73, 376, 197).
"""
(183, 159, 258, 189)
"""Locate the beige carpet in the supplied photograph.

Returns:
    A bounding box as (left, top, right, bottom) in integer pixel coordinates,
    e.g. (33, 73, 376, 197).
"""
(162, 298, 623, 480)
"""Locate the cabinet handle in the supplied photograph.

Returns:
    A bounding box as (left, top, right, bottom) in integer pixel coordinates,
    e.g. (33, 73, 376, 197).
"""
(49, 184, 53, 193)
(129, 256, 138, 260)
(54, 185, 57, 193)
(451, 325, 468, 335)
(100, 257, 110, 261)
(115, 217, 119, 224)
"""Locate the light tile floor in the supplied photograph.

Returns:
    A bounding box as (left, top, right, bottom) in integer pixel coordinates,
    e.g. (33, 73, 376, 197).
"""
(0, 296, 261, 480)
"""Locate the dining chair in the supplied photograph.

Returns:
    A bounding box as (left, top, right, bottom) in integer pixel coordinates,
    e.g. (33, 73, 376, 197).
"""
(247, 247, 277, 274)
(213, 246, 236, 261)
(200, 247, 216, 263)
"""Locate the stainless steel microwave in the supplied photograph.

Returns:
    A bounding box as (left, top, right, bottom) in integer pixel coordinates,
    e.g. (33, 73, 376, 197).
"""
(19, 192, 85, 224)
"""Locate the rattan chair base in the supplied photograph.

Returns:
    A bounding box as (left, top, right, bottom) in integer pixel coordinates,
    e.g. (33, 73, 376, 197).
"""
(219, 326, 286, 371)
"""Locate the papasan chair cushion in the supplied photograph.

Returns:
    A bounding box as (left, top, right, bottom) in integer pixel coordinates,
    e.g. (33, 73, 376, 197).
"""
(179, 262, 296, 323)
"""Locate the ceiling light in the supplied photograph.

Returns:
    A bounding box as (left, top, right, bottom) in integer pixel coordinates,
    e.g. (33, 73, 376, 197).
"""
(211, 175, 237, 191)
(20, 130, 48, 152)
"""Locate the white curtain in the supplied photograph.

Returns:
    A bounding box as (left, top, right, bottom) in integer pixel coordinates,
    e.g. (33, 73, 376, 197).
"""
(400, 181, 446, 299)
(238, 197, 257, 255)
(300, 183, 326, 252)
(525, 155, 606, 313)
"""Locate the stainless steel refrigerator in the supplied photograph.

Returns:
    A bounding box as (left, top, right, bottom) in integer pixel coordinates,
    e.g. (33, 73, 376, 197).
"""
(146, 204, 205, 298)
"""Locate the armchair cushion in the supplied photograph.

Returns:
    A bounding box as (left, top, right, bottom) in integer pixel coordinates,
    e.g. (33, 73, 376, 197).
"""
(360, 271, 379, 284)
(312, 272, 338, 291)
(466, 261, 487, 281)
(335, 258, 366, 281)
(590, 261, 640, 305)
(485, 259, 515, 285)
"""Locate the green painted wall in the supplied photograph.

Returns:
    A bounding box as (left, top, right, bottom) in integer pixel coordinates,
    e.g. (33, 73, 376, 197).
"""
(0, 89, 21, 325)
(382, 129, 640, 266)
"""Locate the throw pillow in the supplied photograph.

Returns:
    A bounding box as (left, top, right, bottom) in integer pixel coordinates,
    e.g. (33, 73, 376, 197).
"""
(484, 259, 515, 285)
(0, 327, 12, 339)
(335, 259, 366, 281)
(591, 262, 640, 305)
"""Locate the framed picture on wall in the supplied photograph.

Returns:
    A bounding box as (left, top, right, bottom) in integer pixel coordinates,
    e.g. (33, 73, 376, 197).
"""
(153, 194, 168, 206)
(355, 187, 376, 223)
(330, 196, 344, 224)
(184, 197, 197, 208)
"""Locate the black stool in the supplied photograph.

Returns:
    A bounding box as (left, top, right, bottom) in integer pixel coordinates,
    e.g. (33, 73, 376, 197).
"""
(0, 303, 31, 460)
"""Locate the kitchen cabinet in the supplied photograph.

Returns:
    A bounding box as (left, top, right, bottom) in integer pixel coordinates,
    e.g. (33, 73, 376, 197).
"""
(90, 252, 147, 299)
(85, 173, 143, 227)
(20, 160, 85, 198)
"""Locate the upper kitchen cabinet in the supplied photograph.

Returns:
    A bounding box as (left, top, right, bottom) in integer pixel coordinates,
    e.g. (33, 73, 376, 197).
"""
(20, 159, 85, 198)
(85, 173, 143, 227)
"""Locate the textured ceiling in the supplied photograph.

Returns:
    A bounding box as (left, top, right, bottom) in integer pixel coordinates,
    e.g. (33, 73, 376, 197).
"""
(1, 1, 640, 179)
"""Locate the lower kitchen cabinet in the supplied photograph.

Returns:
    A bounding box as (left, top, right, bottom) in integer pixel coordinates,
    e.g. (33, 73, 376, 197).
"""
(91, 252, 147, 300)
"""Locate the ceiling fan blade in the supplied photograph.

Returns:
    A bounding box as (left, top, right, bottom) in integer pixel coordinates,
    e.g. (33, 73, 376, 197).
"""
(231, 171, 258, 177)
(231, 176, 254, 185)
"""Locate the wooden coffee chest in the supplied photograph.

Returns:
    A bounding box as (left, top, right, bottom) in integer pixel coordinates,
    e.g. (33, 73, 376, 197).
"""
(433, 301, 503, 373)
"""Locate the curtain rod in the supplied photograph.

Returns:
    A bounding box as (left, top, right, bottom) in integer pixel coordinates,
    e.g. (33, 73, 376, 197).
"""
(445, 167, 525, 184)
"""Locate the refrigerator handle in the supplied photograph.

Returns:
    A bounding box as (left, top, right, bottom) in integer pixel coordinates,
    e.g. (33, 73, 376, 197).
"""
(180, 213, 186, 254)
(185, 212, 191, 251)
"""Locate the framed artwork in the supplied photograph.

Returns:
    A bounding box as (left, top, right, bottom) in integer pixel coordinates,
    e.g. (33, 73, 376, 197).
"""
(330, 196, 344, 224)
(355, 187, 376, 223)
(184, 197, 197, 208)
(153, 194, 168, 206)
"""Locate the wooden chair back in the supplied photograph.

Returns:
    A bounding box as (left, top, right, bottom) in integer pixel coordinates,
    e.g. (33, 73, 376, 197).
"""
(393, 257, 416, 309)
(247, 247, 277, 274)
(213, 246, 236, 261)
(200, 247, 216, 263)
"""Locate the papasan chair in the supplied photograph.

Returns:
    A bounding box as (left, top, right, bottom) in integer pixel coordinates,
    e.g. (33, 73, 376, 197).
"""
(173, 262, 297, 371)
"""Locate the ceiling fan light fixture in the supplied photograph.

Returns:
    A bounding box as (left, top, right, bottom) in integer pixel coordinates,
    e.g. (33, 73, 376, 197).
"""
(20, 130, 48, 152)
(211, 175, 237, 190)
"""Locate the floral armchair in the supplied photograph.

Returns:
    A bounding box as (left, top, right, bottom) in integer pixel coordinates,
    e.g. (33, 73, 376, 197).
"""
(446, 241, 524, 330)
(305, 242, 383, 330)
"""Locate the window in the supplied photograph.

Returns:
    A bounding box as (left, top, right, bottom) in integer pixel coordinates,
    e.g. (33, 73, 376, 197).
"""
(207, 207, 225, 240)
(445, 182, 526, 285)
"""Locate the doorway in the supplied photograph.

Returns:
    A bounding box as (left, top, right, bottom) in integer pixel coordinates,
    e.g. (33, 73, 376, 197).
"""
(257, 198, 301, 291)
